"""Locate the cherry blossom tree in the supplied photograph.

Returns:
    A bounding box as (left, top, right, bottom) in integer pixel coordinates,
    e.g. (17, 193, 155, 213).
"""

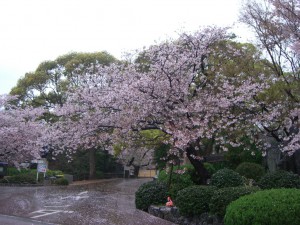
(0, 95, 45, 164)
(240, 0, 300, 158)
(114, 130, 168, 177)
(43, 27, 274, 183)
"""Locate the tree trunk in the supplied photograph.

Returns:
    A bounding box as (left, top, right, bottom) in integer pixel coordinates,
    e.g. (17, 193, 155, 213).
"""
(133, 165, 140, 177)
(89, 148, 96, 180)
(186, 145, 209, 184)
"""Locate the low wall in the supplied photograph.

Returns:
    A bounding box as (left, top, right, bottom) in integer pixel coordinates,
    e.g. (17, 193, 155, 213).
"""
(138, 169, 156, 178)
(148, 205, 223, 225)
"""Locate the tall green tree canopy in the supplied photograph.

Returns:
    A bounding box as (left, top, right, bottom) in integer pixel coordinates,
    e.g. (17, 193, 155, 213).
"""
(10, 51, 117, 108)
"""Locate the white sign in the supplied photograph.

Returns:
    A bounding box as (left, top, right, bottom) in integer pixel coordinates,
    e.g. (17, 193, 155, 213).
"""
(37, 163, 47, 173)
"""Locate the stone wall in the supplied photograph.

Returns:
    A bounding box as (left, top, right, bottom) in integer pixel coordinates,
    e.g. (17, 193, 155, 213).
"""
(148, 205, 223, 225)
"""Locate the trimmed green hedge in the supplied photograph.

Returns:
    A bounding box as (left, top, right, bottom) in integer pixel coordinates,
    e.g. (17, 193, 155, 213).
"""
(7, 167, 31, 176)
(209, 186, 260, 217)
(1, 168, 65, 184)
(54, 177, 69, 185)
(258, 170, 300, 189)
(0, 173, 37, 184)
(235, 162, 265, 181)
(176, 185, 217, 217)
(210, 168, 244, 188)
(135, 181, 168, 211)
(224, 189, 300, 225)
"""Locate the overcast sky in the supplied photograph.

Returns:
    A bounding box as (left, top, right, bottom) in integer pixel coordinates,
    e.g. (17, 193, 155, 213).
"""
(0, 0, 253, 95)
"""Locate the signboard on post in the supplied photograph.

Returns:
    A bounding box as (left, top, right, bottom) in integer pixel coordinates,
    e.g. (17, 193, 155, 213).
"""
(37, 163, 47, 173)
(36, 159, 48, 182)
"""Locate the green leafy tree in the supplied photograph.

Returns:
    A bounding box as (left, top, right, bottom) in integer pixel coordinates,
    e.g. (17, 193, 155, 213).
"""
(11, 51, 117, 108)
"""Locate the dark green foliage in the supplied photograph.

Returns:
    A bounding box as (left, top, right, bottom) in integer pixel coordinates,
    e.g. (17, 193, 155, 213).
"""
(0, 178, 8, 183)
(2, 168, 66, 184)
(169, 180, 194, 199)
(48, 151, 89, 180)
(54, 177, 69, 185)
(153, 143, 170, 170)
(176, 185, 217, 217)
(135, 181, 168, 211)
(203, 162, 217, 177)
(46, 170, 64, 177)
(224, 189, 300, 225)
(236, 162, 265, 181)
(49, 150, 121, 181)
(210, 161, 230, 171)
(7, 167, 31, 176)
(96, 150, 120, 173)
(186, 163, 216, 185)
(210, 168, 244, 188)
(158, 165, 194, 198)
(158, 163, 217, 197)
(224, 136, 263, 169)
(3, 173, 37, 184)
(96, 171, 104, 179)
(209, 186, 260, 217)
(258, 170, 300, 189)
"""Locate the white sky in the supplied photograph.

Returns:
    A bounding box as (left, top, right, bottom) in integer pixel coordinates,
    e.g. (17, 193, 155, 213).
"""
(0, 0, 253, 95)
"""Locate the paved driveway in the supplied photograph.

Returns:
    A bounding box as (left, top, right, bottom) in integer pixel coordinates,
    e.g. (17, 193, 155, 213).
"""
(0, 178, 175, 225)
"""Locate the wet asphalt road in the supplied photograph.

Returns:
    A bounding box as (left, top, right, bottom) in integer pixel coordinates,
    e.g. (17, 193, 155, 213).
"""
(0, 178, 175, 225)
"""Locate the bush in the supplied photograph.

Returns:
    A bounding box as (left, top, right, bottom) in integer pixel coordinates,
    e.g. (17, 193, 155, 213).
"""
(135, 181, 168, 211)
(209, 186, 260, 217)
(154, 143, 171, 171)
(210, 168, 244, 188)
(46, 170, 64, 177)
(157, 163, 218, 197)
(224, 189, 300, 225)
(235, 162, 265, 181)
(4, 173, 37, 184)
(258, 170, 300, 189)
(158, 165, 194, 198)
(224, 136, 263, 169)
(2, 169, 67, 184)
(96, 171, 104, 179)
(55, 177, 69, 185)
(7, 167, 30, 176)
(176, 185, 217, 217)
(203, 162, 217, 176)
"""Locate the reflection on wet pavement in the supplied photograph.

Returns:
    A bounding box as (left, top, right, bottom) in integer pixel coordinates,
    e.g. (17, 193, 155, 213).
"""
(0, 179, 175, 225)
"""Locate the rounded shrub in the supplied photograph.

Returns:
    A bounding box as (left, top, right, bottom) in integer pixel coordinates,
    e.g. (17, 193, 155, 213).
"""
(209, 186, 260, 217)
(258, 170, 300, 189)
(235, 162, 265, 181)
(176, 185, 217, 217)
(135, 181, 168, 211)
(224, 189, 300, 225)
(210, 168, 244, 188)
(55, 177, 69, 185)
